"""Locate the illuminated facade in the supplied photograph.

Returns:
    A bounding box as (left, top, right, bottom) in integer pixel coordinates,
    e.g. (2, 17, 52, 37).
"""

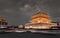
(0, 17, 8, 25)
(25, 23, 57, 29)
(24, 11, 57, 29)
(30, 12, 51, 23)
(0, 17, 6, 22)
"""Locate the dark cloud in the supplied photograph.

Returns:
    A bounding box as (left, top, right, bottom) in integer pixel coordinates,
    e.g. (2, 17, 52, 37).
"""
(0, 0, 60, 25)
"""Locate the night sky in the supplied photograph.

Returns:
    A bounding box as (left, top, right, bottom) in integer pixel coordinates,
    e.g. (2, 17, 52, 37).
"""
(0, 0, 60, 25)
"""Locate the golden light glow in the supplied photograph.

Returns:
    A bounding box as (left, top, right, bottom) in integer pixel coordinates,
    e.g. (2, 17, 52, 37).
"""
(30, 18, 51, 23)
(0, 17, 6, 22)
(30, 12, 51, 23)
(32, 12, 49, 19)
(25, 11, 57, 29)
